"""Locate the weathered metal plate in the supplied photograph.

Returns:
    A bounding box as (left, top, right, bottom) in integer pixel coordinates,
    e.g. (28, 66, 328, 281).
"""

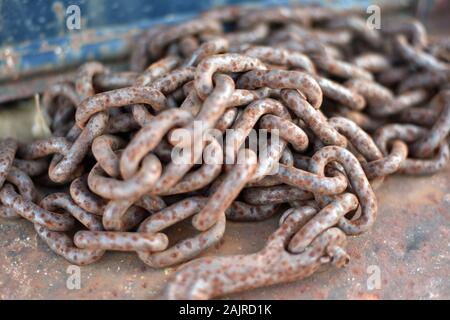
(1, 163, 449, 299)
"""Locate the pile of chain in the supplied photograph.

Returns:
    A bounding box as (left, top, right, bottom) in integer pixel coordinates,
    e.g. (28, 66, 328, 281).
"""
(1, 4, 449, 300)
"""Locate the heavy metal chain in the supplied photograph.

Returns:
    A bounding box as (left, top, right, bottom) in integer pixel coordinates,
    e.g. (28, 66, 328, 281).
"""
(1, 4, 449, 300)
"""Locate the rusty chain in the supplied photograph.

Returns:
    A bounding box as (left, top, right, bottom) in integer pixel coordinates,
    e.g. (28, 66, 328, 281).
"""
(0, 4, 449, 300)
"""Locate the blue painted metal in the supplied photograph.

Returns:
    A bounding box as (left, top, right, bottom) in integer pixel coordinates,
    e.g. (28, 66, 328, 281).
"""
(0, 0, 373, 80)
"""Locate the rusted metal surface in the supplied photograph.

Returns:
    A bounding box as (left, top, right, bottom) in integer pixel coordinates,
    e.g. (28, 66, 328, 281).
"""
(0, 163, 448, 299)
